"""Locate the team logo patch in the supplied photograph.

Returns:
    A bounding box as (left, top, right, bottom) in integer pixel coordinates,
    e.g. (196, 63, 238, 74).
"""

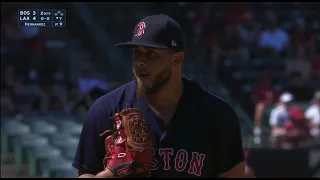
(135, 22, 146, 37)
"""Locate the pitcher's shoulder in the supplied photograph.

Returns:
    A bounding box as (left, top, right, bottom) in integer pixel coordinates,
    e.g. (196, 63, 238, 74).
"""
(187, 80, 237, 121)
(186, 79, 233, 112)
(88, 81, 135, 115)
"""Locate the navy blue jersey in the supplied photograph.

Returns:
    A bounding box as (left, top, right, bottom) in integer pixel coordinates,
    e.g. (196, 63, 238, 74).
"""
(73, 77, 244, 177)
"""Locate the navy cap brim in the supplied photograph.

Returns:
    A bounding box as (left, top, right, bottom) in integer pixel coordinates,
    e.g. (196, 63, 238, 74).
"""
(115, 41, 168, 49)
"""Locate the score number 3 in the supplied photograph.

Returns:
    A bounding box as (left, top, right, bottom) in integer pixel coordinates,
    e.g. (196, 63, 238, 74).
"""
(32, 11, 36, 21)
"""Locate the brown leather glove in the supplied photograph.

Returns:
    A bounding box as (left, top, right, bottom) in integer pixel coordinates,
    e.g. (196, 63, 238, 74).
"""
(103, 108, 153, 178)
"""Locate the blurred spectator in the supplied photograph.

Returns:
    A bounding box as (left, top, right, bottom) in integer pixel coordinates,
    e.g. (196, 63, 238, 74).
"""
(21, 27, 40, 39)
(22, 26, 46, 55)
(51, 92, 69, 113)
(71, 94, 92, 121)
(53, 69, 66, 85)
(305, 91, 320, 137)
(37, 84, 54, 114)
(237, 11, 261, 49)
(258, 14, 289, 57)
(288, 17, 316, 59)
(282, 107, 311, 148)
(284, 72, 314, 102)
(244, 149, 255, 178)
(192, 4, 211, 43)
(311, 51, 320, 82)
(1, 88, 16, 116)
(252, 71, 280, 127)
(65, 85, 92, 120)
(51, 67, 68, 99)
(2, 64, 16, 89)
(224, 2, 252, 24)
(1, 15, 25, 53)
(285, 45, 311, 80)
(203, 24, 217, 61)
(211, 23, 247, 70)
(11, 79, 33, 114)
(66, 85, 82, 111)
(28, 68, 38, 84)
(252, 71, 280, 105)
(75, 104, 90, 121)
(77, 68, 109, 94)
(269, 92, 294, 146)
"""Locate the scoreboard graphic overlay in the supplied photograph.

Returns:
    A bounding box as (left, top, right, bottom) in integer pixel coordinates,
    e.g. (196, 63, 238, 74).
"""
(18, 9, 66, 28)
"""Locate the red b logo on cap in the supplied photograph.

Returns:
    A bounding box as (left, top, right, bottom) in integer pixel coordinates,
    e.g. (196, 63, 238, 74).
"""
(135, 22, 146, 37)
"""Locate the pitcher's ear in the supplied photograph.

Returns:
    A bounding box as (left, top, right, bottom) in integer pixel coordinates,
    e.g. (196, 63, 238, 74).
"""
(173, 52, 184, 65)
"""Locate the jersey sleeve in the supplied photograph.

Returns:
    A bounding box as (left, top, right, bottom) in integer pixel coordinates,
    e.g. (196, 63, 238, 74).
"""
(212, 105, 245, 175)
(305, 106, 320, 126)
(269, 108, 279, 127)
(305, 107, 314, 120)
(72, 101, 108, 175)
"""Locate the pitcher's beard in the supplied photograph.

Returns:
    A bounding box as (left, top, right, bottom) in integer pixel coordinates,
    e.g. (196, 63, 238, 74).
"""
(135, 67, 172, 98)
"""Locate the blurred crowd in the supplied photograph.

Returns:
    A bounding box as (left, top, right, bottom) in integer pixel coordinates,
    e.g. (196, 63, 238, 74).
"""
(1, 3, 114, 121)
(1, 63, 111, 121)
(190, 3, 320, 77)
(260, 91, 319, 148)
(181, 2, 320, 147)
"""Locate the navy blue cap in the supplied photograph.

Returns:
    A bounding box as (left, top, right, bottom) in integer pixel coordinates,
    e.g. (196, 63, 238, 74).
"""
(115, 14, 186, 52)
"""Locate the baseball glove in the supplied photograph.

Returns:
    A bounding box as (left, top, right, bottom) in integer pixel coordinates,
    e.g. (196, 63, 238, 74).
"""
(102, 108, 153, 178)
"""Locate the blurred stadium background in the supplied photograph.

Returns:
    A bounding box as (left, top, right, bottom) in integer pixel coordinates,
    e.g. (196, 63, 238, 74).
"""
(1, 2, 319, 178)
